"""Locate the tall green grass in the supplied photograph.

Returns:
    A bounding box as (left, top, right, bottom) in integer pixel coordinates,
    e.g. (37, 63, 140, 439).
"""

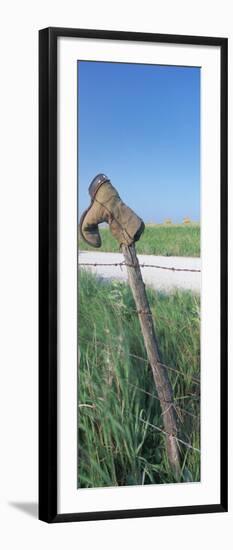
(79, 224, 200, 257)
(78, 270, 200, 488)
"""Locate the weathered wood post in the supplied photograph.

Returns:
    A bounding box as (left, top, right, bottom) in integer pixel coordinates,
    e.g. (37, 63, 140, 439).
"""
(122, 243, 181, 478)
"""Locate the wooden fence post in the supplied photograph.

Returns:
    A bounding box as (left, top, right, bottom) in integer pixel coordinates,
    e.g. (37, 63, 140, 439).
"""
(122, 243, 181, 478)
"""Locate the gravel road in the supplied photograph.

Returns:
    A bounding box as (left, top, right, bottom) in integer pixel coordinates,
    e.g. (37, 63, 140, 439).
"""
(79, 251, 201, 292)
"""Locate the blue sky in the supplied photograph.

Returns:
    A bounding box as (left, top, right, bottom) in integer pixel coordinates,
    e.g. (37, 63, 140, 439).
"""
(78, 61, 200, 223)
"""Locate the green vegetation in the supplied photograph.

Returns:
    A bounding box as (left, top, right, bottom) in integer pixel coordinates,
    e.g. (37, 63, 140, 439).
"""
(79, 223, 200, 257)
(78, 270, 200, 488)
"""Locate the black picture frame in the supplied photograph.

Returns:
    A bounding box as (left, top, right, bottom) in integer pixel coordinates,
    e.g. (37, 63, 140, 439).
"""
(39, 27, 228, 523)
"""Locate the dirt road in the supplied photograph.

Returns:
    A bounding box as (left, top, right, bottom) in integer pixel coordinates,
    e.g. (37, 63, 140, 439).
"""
(79, 251, 201, 292)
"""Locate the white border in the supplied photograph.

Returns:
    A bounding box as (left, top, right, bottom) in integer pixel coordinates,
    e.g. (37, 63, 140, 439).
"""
(57, 37, 220, 514)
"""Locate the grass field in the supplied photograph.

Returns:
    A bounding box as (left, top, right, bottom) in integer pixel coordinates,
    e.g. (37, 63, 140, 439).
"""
(79, 223, 200, 257)
(78, 270, 200, 488)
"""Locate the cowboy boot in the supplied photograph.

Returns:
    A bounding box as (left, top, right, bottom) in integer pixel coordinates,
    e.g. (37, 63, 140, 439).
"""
(80, 174, 145, 248)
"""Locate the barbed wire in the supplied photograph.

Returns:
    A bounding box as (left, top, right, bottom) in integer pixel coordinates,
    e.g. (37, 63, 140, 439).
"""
(120, 380, 199, 419)
(79, 261, 201, 273)
(138, 416, 200, 453)
(79, 404, 200, 454)
(125, 351, 200, 386)
(78, 382, 198, 421)
(79, 338, 200, 420)
(79, 336, 200, 385)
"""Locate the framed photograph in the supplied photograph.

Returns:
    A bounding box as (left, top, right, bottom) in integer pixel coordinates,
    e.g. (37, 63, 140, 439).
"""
(39, 27, 228, 523)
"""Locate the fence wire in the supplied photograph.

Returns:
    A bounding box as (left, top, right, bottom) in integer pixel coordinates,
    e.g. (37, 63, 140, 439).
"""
(79, 337, 200, 422)
(78, 404, 200, 454)
(119, 380, 199, 420)
(79, 261, 201, 273)
(80, 336, 200, 386)
(138, 416, 200, 453)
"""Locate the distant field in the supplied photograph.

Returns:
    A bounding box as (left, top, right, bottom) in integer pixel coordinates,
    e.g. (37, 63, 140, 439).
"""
(79, 223, 200, 257)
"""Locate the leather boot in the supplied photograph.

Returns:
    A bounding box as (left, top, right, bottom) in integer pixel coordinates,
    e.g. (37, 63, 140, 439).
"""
(80, 174, 145, 248)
